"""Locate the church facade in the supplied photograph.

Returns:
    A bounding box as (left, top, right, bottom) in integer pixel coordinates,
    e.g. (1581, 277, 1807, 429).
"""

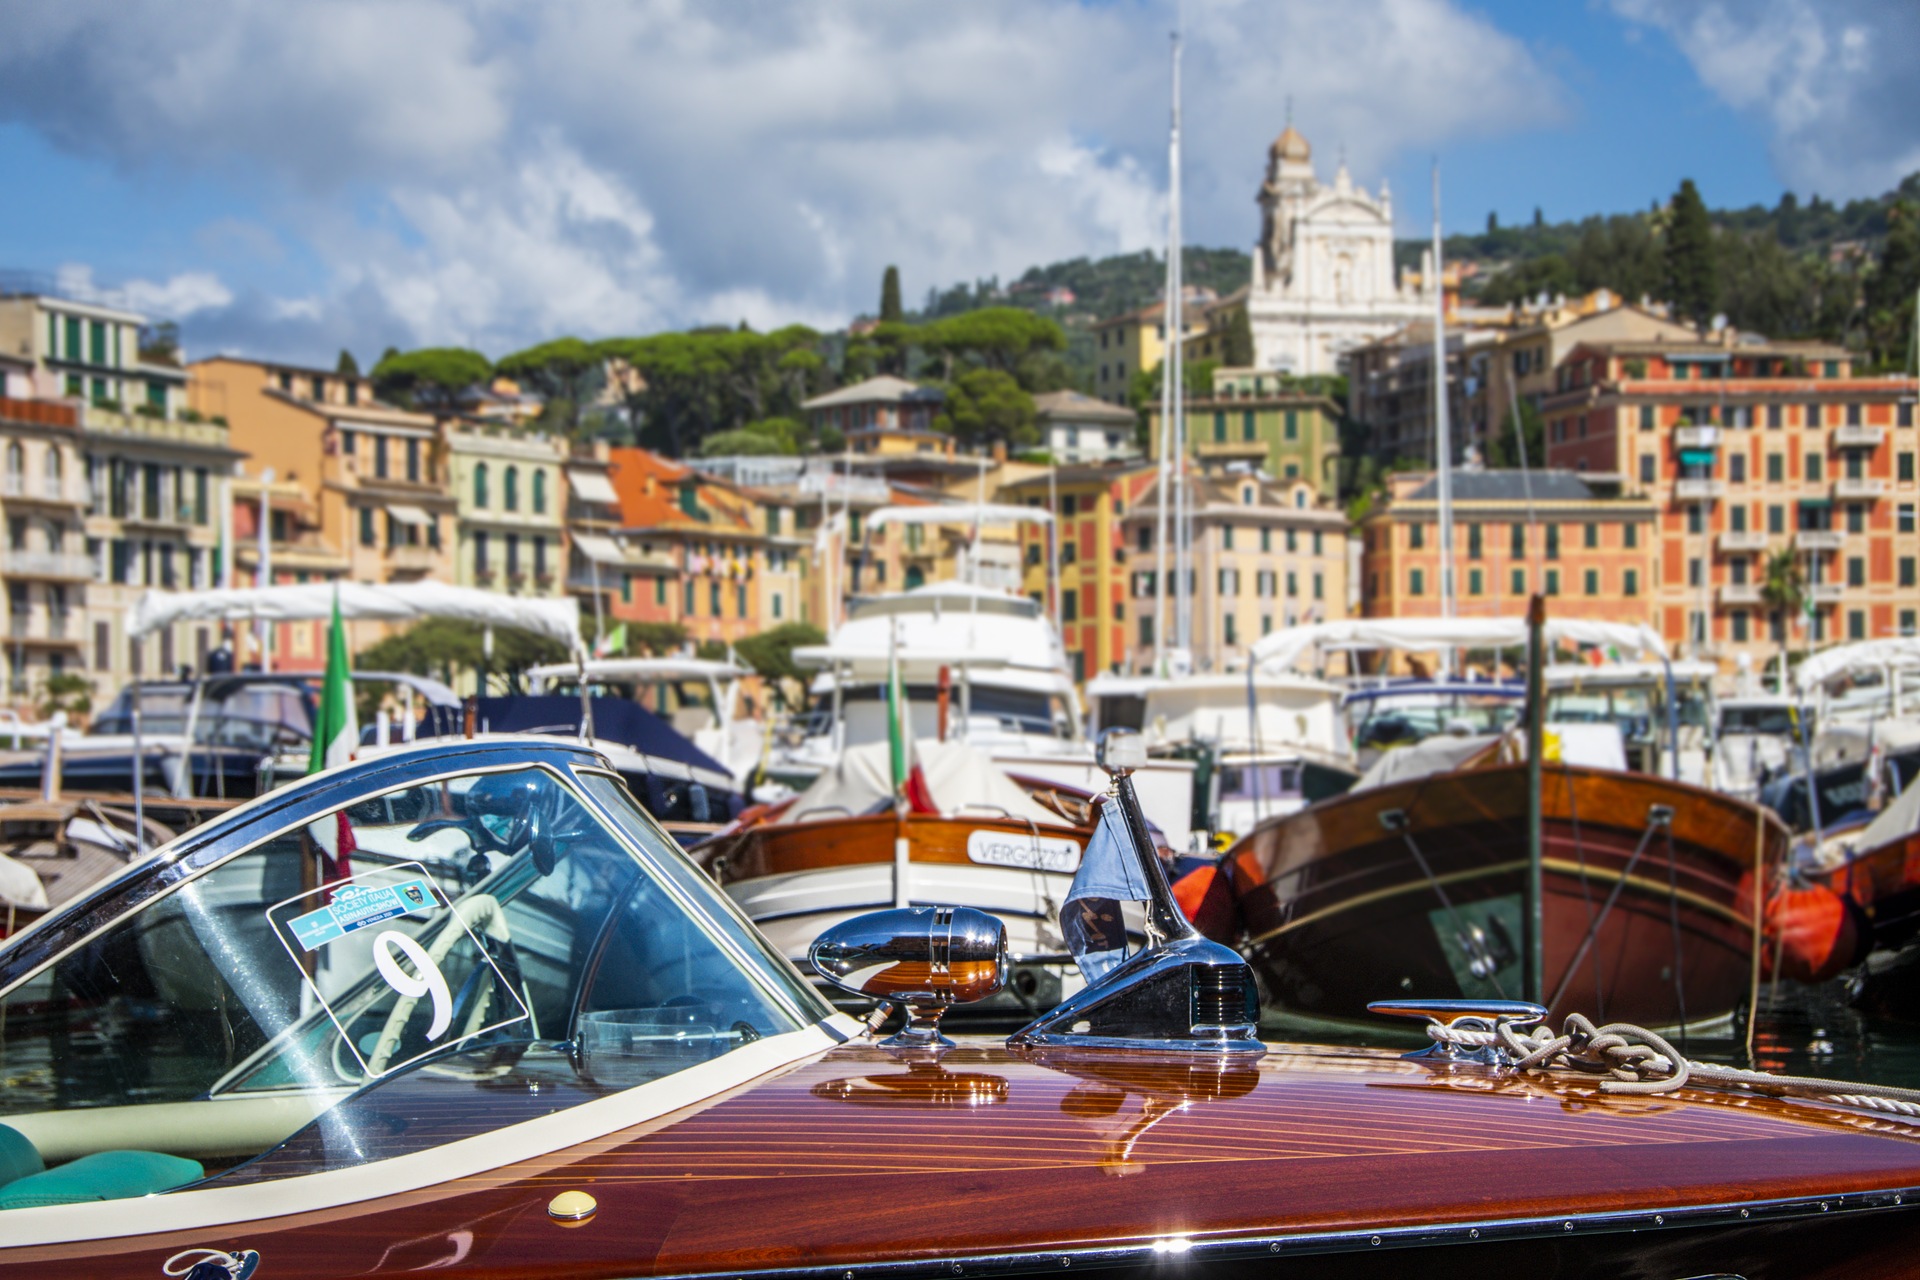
(1246, 127, 1432, 376)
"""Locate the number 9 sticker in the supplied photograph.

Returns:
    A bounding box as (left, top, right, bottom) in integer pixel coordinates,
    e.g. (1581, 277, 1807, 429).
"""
(373, 929, 453, 1042)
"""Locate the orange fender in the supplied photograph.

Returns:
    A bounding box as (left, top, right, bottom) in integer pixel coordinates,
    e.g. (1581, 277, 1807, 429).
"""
(1172, 864, 1238, 944)
(1765, 884, 1866, 984)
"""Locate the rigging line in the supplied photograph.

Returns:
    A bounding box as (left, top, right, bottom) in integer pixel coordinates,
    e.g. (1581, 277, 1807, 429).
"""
(1745, 805, 1766, 1064)
(1545, 806, 1671, 1011)
(1562, 762, 1606, 1018)
(1381, 808, 1508, 1000)
(1664, 820, 1690, 1054)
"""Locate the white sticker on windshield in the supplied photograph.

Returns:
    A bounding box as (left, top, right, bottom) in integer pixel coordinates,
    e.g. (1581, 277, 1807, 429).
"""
(267, 858, 530, 1079)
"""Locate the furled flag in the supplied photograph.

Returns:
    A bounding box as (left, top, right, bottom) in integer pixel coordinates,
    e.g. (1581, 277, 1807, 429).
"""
(886, 624, 937, 815)
(307, 585, 360, 882)
(1060, 797, 1151, 984)
(595, 622, 627, 659)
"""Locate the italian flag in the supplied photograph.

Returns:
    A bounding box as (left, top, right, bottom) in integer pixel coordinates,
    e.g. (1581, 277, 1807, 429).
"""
(886, 632, 937, 815)
(308, 587, 359, 775)
(307, 586, 359, 884)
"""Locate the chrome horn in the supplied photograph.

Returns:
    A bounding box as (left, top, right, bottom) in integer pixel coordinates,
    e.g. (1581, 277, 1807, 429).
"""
(810, 906, 1007, 1050)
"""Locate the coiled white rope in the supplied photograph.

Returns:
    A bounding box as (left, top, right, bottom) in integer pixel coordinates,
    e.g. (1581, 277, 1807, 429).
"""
(1427, 1012, 1920, 1118)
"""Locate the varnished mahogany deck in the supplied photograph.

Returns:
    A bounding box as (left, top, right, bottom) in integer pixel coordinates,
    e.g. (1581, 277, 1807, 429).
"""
(7, 1037, 1920, 1278)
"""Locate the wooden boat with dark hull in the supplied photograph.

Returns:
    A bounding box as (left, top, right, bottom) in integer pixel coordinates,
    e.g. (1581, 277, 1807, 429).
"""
(1, 736, 1918, 1278)
(1225, 761, 1788, 1031)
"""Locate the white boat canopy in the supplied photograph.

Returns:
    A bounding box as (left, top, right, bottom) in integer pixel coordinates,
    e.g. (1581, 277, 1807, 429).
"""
(1251, 616, 1670, 676)
(866, 504, 1053, 529)
(128, 583, 584, 653)
(1795, 638, 1920, 693)
(525, 656, 749, 687)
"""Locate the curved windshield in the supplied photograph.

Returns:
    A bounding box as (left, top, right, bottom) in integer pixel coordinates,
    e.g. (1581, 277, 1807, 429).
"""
(805, 683, 1074, 741)
(0, 764, 820, 1199)
(1348, 693, 1520, 750)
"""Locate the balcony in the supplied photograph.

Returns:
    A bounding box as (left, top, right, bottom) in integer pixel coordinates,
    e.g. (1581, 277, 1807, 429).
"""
(1834, 477, 1886, 500)
(1833, 425, 1885, 449)
(387, 544, 437, 573)
(1674, 425, 1722, 449)
(121, 504, 201, 531)
(1797, 530, 1844, 551)
(1812, 582, 1846, 604)
(4, 552, 95, 581)
(0, 476, 86, 506)
(7, 615, 80, 646)
(1673, 478, 1724, 500)
(1718, 530, 1768, 553)
(1718, 583, 1763, 606)
(1194, 439, 1268, 461)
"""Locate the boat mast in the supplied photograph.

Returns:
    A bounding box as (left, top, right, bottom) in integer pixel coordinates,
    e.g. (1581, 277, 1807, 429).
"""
(1151, 31, 1179, 676)
(1431, 162, 1455, 626)
(1169, 29, 1191, 661)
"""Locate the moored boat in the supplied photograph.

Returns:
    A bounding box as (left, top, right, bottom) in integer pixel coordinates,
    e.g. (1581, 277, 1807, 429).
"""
(1226, 754, 1786, 1031)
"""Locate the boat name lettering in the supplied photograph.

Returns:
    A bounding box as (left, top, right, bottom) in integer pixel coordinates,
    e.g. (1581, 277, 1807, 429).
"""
(966, 831, 1081, 873)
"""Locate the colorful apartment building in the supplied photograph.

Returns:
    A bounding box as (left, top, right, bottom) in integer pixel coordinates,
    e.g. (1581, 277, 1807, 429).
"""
(1004, 464, 1153, 681)
(1359, 470, 1657, 630)
(1123, 470, 1349, 673)
(446, 425, 568, 599)
(1541, 334, 1920, 669)
(802, 376, 944, 439)
(189, 356, 453, 662)
(1034, 390, 1140, 465)
(1091, 299, 1208, 408)
(1147, 368, 1343, 497)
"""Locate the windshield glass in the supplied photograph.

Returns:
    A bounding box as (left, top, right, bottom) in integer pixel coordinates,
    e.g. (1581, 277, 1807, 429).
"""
(1348, 692, 1519, 750)
(0, 763, 819, 1197)
(806, 683, 1074, 741)
(1723, 705, 1799, 735)
(1218, 762, 1299, 802)
(92, 683, 313, 750)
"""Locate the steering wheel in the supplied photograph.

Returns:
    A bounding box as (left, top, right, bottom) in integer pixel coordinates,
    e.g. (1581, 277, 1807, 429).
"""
(364, 894, 513, 1076)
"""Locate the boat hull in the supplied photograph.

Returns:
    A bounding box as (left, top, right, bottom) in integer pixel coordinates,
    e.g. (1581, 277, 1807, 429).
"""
(1225, 763, 1785, 1029)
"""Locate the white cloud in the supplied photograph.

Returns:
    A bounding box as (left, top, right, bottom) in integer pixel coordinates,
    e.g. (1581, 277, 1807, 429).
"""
(0, 0, 1567, 358)
(48, 264, 234, 319)
(1609, 0, 1920, 198)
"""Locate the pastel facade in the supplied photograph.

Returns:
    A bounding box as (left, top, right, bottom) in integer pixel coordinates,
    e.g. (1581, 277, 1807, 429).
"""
(1542, 336, 1920, 668)
(1359, 470, 1657, 629)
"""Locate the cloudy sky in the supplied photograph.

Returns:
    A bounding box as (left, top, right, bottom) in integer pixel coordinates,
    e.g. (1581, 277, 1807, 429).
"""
(0, 0, 1913, 365)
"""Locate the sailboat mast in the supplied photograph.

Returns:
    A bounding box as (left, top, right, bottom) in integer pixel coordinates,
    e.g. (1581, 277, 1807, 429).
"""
(1431, 161, 1456, 621)
(1169, 30, 1191, 657)
(1151, 31, 1179, 674)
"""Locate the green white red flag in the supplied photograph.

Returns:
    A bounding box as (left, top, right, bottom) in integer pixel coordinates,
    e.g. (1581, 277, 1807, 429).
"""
(308, 586, 359, 775)
(886, 625, 937, 814)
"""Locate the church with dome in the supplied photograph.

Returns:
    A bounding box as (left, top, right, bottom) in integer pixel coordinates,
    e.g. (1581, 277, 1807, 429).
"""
(1245, 125, 1433, 376)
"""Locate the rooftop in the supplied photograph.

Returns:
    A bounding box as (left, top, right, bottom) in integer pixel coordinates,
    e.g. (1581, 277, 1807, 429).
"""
(1404, 470, 1601, 503)
(802, 375, 945, 411)
(1033, 389, 1137, 425)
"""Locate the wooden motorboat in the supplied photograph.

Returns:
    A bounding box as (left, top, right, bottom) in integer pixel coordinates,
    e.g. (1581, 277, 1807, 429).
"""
(1223, 755, 1787, 1033)
(694, 739, 1094, 1015)
(0, 736, 1916, 1277)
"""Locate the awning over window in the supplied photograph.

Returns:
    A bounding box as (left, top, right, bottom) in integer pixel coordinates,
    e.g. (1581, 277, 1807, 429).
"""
(567, 468, 620, 506)
(387, 504, 432, 526)
(1678, 449, 1716, 467)
(572, 532, 628, 566)
(1798, 497, 1834, 508)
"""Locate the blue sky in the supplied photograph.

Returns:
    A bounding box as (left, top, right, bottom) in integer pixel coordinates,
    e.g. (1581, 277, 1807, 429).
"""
(0, 0, 1911, 363)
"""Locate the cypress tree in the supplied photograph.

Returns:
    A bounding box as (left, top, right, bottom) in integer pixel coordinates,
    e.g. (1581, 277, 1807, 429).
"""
(1224, 304, 1255, 366)
(880, 265, 903, 324)
(1665, 178, 1718, 327)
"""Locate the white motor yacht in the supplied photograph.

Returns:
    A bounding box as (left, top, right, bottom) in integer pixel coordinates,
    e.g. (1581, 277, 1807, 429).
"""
(1088, 671, 1358, 840)
(771, 583, 1197, 848)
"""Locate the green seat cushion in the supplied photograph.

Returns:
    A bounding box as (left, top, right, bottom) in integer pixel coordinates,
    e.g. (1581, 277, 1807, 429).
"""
(0, 1126, 43, 1189)
(0, 1150, 203, 1209)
